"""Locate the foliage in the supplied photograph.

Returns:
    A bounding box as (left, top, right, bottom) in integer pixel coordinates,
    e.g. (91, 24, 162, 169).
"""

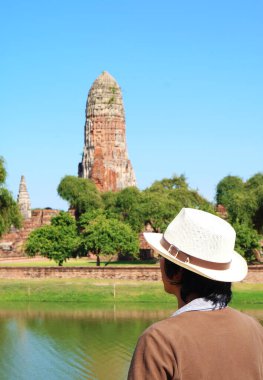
(233, 222, 260, 262)
(101, 191, 118, 217)
(245, 173, 263, 233)
(216, 176, 244, 206)
(140, 191, 175, 232)
(77, 209, 104, 232)
(227, 192, 256, 226)
(0, 157, 22, 236)
(80, 215, 139, 265)
(216, 173, 263, 263)
(245, 173, 263, 190)
(149, 175, 188, 191)
(216, 175, 256, 225)
(57, 176, 103, 217)
(0, 157, 7, 184)
(101, 176, 213, 233)
(25, 212, 80, 266)
(57, 174, 213, 236)
(142, 175, 213, 232)
(51, 211, 77, 228)
(216, 173, 263, 231)
(108, 187, 145, 232)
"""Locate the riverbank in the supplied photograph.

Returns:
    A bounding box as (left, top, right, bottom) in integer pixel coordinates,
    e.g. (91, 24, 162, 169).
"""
(0, 278, 262, 308)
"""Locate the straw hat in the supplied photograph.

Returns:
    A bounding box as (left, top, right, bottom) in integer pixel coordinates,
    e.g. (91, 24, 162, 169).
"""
(144, 208, 248, 282)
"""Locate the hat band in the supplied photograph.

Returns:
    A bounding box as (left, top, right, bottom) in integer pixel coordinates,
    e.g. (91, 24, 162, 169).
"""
(160, 237, 231, 270)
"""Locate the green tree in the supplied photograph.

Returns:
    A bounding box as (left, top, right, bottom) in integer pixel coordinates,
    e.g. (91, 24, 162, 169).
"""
(25, 212, 80, 266)
(215, 173, 263, 263)
(101, 191, 118, 214)
(148, 174, 188, 191)
(57, 176, 103, 218)
(245, 173, 263, 233)
(216, 175, 244, 206)
(141, 191, 176, 232)
(57, 174, 213, 237)
(216, 173, 263, 232)
(101, 177, 213, 234)
(0, 157, 22, 236)
(80, 215, 139, 266)
(216, 175, 256, 225)
(0, 157, 6, 184)
(113, 187, 144, 232)
(102, 187, 146, 232)
(245, 173, 263, 190)
(142, 175, 213, 232)
(233, 222, 260, 262)
(77, 209, 104, 232)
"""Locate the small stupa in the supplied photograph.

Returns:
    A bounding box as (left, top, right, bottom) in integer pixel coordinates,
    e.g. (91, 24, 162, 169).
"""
(17, 175, 31, 219)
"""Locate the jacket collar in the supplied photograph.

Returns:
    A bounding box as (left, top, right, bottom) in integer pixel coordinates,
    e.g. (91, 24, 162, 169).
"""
(171, 297, 224, 317)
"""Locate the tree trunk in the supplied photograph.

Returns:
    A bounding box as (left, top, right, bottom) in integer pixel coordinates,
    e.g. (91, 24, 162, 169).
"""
(96, 255, 101, 266)
(104, 256, 113, 266)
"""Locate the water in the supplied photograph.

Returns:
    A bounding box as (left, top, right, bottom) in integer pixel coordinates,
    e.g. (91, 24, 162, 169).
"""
(0, 303, 261, 380)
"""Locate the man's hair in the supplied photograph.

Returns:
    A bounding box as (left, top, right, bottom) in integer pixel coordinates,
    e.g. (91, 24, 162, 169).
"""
(163, 258, 232, 307)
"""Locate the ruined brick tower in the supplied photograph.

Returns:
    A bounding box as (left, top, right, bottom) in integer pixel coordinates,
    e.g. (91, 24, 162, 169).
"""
(78, 71, 136, 191)
(17, 175, 31, 219)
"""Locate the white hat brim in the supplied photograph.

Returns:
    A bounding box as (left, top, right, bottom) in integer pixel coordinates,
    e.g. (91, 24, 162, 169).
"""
(144, 232, 248, 282)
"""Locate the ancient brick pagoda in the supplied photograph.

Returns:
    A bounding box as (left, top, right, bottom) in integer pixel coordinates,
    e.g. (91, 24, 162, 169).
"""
(17, 175, 31, 219)
(78, 71, 136, 191)
(0, 72, 140, 258)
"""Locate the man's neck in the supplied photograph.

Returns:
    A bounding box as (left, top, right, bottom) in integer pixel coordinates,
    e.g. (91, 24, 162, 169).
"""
(177, 293, 199, 309)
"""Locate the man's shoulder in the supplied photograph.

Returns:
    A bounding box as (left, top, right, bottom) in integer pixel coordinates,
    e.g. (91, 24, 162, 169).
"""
(138, 316, 187, 350)
(141, 314, 195, 342)
(225, 307, 263, 328)
(142, 307, 263, 340)
(141, 316, 180, 337)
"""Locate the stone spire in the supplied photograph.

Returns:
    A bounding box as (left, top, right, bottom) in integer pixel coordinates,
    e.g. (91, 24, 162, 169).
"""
(78, 71, 136, 191)
(17, 175, 31, 219)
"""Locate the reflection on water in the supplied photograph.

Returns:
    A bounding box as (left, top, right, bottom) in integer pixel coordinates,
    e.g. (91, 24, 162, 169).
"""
(0, 303, 261, 380)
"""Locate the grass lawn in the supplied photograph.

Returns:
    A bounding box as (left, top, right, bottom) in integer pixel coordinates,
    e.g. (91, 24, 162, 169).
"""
(0, 278, 261, 309)
(0, 258, 159, 267)
(231, 283, 263, 307)
(0, 258, 262, 307)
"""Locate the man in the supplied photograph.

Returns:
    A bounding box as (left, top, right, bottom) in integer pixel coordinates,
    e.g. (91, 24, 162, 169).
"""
(128, 208, 263, 380)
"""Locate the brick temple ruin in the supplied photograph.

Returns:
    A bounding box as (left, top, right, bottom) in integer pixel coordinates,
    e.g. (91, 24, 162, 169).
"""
(0, 176, 59, 258)
(78, 71, 136, 191)
(0, 72, 151, 259)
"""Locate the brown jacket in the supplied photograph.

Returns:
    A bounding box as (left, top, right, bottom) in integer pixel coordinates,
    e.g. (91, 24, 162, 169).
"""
(128, 307, 263, 380)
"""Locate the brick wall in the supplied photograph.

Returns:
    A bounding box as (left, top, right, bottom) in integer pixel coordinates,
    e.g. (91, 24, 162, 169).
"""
(0, 209, 60, 258)
(0, 265, 261, 282)
(244, 265, 263, 283)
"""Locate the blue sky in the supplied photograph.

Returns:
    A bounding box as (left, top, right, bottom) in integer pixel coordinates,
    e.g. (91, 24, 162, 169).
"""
(1, 0, 262, 210)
